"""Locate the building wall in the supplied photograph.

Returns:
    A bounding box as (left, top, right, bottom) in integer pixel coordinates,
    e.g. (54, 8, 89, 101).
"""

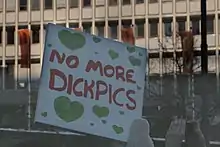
(0, 0, 219, 77)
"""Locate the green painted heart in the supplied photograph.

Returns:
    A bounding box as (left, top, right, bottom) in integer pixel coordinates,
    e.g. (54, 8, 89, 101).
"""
(41, 112, 47, 117)
(54, 96, 84, 122)
(58, 30, 86, 51)
(108, 49, 119, 60)
(137, 85, 142, 90)
(93, 36, 101, 43)
(92, 105, 109, 118)
(119, 111, 124, 115)
(139, 52, 143, 56)
(47, 44, 52, 47)
(112, 125, 124, 134)
(128, 56, 141, 66)
(127, 46, 136, 53)
(101, 120, 107, 124)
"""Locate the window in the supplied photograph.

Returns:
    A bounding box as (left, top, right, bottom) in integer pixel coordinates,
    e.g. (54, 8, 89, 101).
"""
(135, 19, 145, 38)
(96, 22, 105, 37)
(57, 23, 66, 27)
(122, 19, 132, 28)
(6, 26, 15, 45)
(109, 0, 117, 5)
(109, 21, 118, 39)
(83, 23, 91, 33)
(0, 0, 2, 11)
(191, 18, 200, 35)
(57, 0, 66, 8)
(83, 0, 91, 7)
(122, 0, 131, 5)
(69, 0, 78, 8)
(69, 23, 79, 28)
(177, 19, 186, 33)
(149, 19, 158, 37)
(31, 25, 40, 44)
(163, 19, 172, 37)
(20, 0, 27, 11)
(6, 0, 15, 11)
(45, 0, 52, 9)
(207, 16, 214, 34)
(136, 0, 144, 4)
(0, 27, 2, 44)
(149, 0, 158, 3)
(32, 0, 40, 10)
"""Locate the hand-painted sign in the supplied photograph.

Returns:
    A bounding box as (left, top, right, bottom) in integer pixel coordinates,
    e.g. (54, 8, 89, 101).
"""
(35, 23, 147, 142)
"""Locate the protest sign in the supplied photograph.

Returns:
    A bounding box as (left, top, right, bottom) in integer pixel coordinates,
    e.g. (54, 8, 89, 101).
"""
(35, 23, 147, 141)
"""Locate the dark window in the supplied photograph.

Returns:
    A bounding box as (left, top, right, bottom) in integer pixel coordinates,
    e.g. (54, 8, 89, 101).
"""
(136, 0, 144, 4)
(177, 19, 186, 32)
(122, 0, 131, 5)
(136, 19, 145, 38)
(207, 16, 214, 34)
(32, 0, 40, 10)
(191, 18, 200, 35)
(20, 0, 27, 11)
(163, 19, 172, 37)
(109, 21, 118, 39)
(82, 22, 91, 33)
(96, 22, 105, 37)
(6, 26, 15, 45)
(149, 19, 158, 37)
(69, 23, 79, 28)
(109, 0, 117, 5)
(31, 25, 40, 44)
(83, 0, 91, 7)
(0, 27, 2, 44)
(45, 0, 53, 9)
(69, 0, 78, 8)
(57, 23, 66, 27)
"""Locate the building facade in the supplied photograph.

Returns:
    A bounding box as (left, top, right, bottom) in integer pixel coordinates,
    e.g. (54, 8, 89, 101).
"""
(0, 0, 219, 78)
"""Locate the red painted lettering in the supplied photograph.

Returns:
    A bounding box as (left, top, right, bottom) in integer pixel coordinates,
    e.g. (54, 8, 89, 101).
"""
(104, 65, 114, 77)
(113, 88, 125, 107)
(49, 49, 65, 64)
(116, 66, 125, 82)
(84, 80, 95, 99)
(126, 69, 136, 84)
(72, 78, 83, 97)
(95, 80, 108, 100)
(49, 69, 67, 91)
(67, 74, 73, 95)
(85, 60, 103, 76)
(66, 55, 79, 69)
(126, 90, 136, 110)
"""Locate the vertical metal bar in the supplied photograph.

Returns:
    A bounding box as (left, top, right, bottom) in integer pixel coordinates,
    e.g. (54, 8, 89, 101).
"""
(215, 0, 219, 93)
(14, 0, 18, 90)
(172, 0, 177, 95)
(201, 0, 208, 74)
(92, 0, 95, 34)
(66, 0, 69, 28)
(40, 0, 44, 66)
(2, 0, 6, 90)
(118, 0, 122, 41)
(145, 0, 150, 99)
(159, 0, 163, 94)
(53, 0, 56, 24)
(186, 0, 190, 30)
(79, 0, 82, 28)
(27, 0, 32, 130)
(104, 0, 108, 38)
(131, 0, 135, 34)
